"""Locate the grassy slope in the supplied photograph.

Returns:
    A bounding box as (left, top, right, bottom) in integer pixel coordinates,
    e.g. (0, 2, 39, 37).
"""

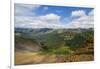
(15, 30, 94, 65)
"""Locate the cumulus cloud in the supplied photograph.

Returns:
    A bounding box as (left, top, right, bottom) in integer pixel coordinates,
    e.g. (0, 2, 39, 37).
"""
(71, 10, 86, 17)
(15, 13, 62, 28)
(66, 10, 94, 28)
(39, 14, 60, 23)
(15, 10, 94, 29)
(15, 4, 62, 29)
(15, 4, 40, 16)
(14, 4, 94, 29)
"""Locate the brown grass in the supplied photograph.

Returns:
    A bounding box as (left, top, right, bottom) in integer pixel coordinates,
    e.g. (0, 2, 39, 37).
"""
(15, 52, 94, 65)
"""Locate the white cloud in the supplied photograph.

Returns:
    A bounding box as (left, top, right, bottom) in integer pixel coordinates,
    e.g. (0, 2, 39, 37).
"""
(14, 4, 62, 29)
(71, 10, 86, 17)
(15, 10, 94, 29)
(15, 4, 94, 29)
(15, 13, 62, 28)
(66, 10, 94, 28)
(39, 14, 60, 23)
(15, 4, 40, 16)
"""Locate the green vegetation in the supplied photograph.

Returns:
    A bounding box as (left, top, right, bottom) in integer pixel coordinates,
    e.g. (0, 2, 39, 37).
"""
(15, 28, 94, 65)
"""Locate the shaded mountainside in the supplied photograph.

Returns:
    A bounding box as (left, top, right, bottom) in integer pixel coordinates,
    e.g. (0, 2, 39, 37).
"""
(15, 36, 41, 52)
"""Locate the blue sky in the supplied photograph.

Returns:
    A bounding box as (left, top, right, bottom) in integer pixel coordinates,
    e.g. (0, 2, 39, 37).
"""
(35, 5, 92, 17)
(15, 3, 94, 29)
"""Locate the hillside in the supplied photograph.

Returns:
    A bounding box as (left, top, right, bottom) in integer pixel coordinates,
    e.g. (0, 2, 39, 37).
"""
(15, 35, 41, 52)
(15, 28, 94, 65)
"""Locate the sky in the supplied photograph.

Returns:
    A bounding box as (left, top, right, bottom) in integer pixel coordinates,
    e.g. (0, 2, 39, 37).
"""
(14, 3, 94, 29)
